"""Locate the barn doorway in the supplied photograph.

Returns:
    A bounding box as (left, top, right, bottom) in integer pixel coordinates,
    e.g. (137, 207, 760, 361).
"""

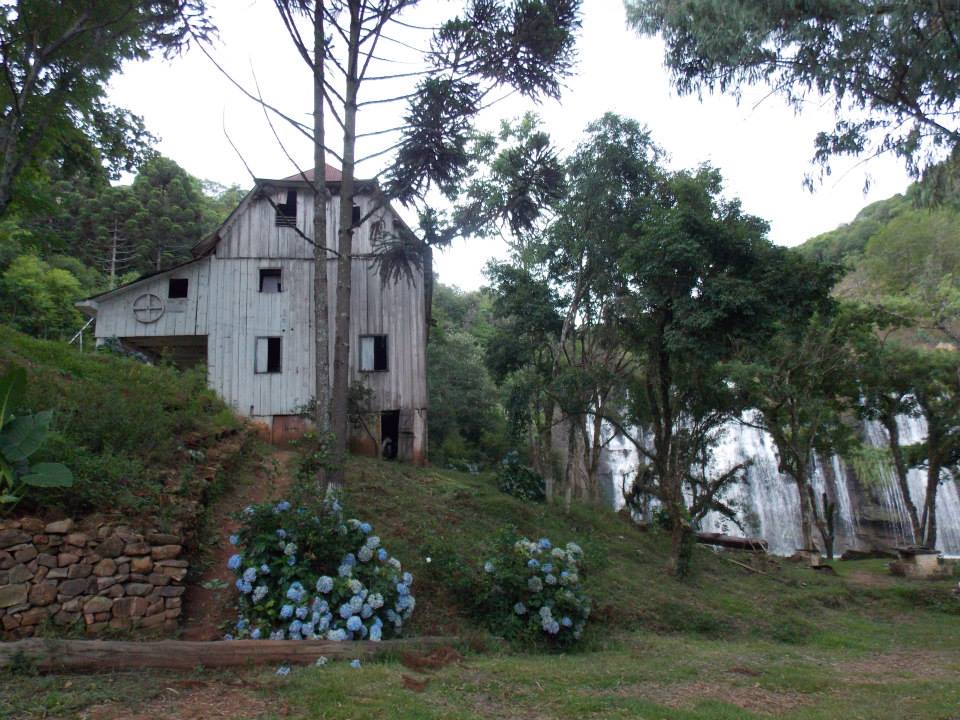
(381, 410, 399, 460)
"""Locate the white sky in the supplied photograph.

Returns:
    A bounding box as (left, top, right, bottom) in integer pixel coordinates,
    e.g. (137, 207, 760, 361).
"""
(108, 0, 912, 291)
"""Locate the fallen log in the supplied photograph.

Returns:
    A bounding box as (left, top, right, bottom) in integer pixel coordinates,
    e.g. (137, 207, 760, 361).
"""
(696, 532, 768, 553)
(0, 636, 456, 673)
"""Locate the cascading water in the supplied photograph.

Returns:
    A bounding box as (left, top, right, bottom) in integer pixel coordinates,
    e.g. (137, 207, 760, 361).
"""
(599, 415, 960, 556)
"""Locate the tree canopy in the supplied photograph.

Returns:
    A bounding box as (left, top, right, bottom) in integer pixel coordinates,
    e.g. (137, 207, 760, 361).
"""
(625, 1, 960, 185)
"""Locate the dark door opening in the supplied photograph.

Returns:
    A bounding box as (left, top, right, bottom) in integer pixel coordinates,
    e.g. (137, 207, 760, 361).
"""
(381, 410, 399, 460)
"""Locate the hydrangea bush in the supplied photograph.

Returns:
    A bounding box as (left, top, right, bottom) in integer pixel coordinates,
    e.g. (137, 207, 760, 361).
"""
(478, 534, 590, 646)
(496, 451, 545, 502)
(225, 497, 415, 641)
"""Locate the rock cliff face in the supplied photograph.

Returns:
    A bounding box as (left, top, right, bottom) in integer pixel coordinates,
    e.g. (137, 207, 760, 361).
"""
(0, 517, 187, 638)
(599, 416, 960, 556)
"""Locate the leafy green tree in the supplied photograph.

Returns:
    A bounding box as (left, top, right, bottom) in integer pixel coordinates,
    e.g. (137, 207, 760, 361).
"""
(625, 1, 960, 183)
(428, 288, 507, 465)
(0, 1, 213, 216)
(729, 306, 872, 558)
(1, 254, 84, 339)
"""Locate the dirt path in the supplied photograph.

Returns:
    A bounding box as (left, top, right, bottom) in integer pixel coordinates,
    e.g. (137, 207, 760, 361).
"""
(180, 449, 298, 641)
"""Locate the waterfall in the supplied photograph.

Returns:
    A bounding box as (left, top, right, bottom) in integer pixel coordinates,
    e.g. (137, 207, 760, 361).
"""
(600, 415, 960, 557)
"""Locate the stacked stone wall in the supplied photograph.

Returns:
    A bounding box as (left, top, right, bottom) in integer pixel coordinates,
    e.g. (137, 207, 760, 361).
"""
(0, 518, 186, 638)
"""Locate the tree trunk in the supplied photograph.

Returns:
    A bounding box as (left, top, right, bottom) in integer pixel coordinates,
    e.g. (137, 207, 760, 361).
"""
(882, 413, 922, 543)
(329, 1, 362, 486)
(922, 459, 941, 548)
(312, 0, 331, 487)
(793, 472, 816, 551)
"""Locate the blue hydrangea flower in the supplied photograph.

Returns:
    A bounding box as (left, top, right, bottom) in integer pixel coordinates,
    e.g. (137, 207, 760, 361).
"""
(369, 624, 382, 642)
(227, 554, 242, 570)
(357, 546, 373, 562)
(348, 579, 363, 594)
(350, 658, 362, 668)
(542, 563, 553, 574)
(228, 534, 239, 546)
(359, 522, 372, 534)
(276, 528, 287, 539)
(346, 616, 362, 632)
(275, 501, 291, 512)
(349, 595, 364, 611)
(301, 622, 314, 637)
(289, 619, 303, 636)
(343, 553, 357, 567)
(316, 576, 334, 594)
(514, 602, 527, 615)
(483, 561, 495, 573)
(538, 538, 552, 551)
(269, 630, 285, 640)
(545, 574, 557, 585)
(252, 585, 268, 603)
(396, 582, 410, 596)
(377, 548, 388, 562)
(296, 605, 309, 620)
(236, 618, 249, 631)
(339, 603, 354, 619)
(528, 577, 543, 592)
(328, 628, 348, 642)
(224, 633, 234, 641)
(367, 593, 384, 609)
(360, 603, 373, 619)
(547, 620, 560, 635)
(402, 571, 413, 586)
(280, 604, 294, 619)
(235, 579, 252, 594)
(286, 584, 305, 603)
(337, 564, 352, 577)
(283, 542, 297, 557)
(250, 627, 262, 639)
(242, 567, 257, 583)
(287, 556, 296, 566)
(528, 558, 540, 569)
(561, 616, 573, 627)
(276, 665, 291, 676)
(260, 564, 270, 574)
(366, 535, 380, 549)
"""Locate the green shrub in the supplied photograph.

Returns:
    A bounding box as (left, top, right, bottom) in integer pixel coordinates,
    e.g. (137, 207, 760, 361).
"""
(476, 531, 591, 646)
(226, 496, 415, 641)
(496, 451, 545, 501)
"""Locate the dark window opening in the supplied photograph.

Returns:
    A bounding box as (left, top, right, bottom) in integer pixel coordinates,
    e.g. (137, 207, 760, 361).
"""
(352, 203, 362, 226)
(259, 268, 282, 293)
(168, 278, 188, 298)
(359, 335, 387, 372)
(256, 337, 282, 374)
(275, 189, 297, 227)
(381, 410, 399, 460)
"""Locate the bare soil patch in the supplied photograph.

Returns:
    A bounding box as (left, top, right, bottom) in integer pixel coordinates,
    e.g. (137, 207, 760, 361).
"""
(180, 449, 297, 641)
(83, 680, 279, 720)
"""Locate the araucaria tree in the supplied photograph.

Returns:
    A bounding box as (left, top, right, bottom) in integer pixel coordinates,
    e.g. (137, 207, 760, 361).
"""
(625, 1, 960, 185)
(247, 1, 582, 484)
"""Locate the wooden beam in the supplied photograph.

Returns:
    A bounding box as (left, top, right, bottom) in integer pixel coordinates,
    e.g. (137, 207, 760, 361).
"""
(0, 636, 455, 673)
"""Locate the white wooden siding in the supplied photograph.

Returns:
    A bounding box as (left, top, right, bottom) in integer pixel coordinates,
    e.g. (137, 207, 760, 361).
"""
(89, 188, 427, 444)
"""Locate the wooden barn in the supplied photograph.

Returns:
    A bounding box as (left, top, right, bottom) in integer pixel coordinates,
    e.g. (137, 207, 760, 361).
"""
(77, 166, 428, 464)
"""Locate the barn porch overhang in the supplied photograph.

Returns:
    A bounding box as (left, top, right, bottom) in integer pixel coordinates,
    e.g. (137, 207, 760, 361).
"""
(114, 335, 208, 369)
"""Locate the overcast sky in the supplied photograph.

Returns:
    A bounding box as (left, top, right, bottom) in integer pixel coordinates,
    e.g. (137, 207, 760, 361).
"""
(108, 0, 912, 291)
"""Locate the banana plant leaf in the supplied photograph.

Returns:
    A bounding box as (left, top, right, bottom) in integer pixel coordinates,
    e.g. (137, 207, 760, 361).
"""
(0, 411, 52, 463)
(21, 462, 73, 488)
(0, 366, 26, 427)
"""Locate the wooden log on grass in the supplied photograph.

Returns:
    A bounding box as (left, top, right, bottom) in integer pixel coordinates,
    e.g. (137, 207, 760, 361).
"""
(695, 532, 769, 553)
(0, 636, 456, 673)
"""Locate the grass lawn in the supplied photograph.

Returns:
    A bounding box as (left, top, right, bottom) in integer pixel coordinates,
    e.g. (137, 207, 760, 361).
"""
(4, 456, 960, 719)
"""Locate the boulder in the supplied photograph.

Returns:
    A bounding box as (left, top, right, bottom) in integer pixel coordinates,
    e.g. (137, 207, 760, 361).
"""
(0, 583, 28, 608)
(93, 559, 117, 577)
(28, 582, 58, 606)
(97, 535, 124, 558)
(0, 529, 30, 548)
(151, 545, 182, 560)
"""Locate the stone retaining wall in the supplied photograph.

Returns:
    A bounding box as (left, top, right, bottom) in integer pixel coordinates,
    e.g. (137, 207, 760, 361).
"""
(0, 518, 187, 639)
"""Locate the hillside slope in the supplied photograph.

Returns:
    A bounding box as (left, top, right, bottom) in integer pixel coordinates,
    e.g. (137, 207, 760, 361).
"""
(0, 324, 249, 532)
(337, 457, 959, 646)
